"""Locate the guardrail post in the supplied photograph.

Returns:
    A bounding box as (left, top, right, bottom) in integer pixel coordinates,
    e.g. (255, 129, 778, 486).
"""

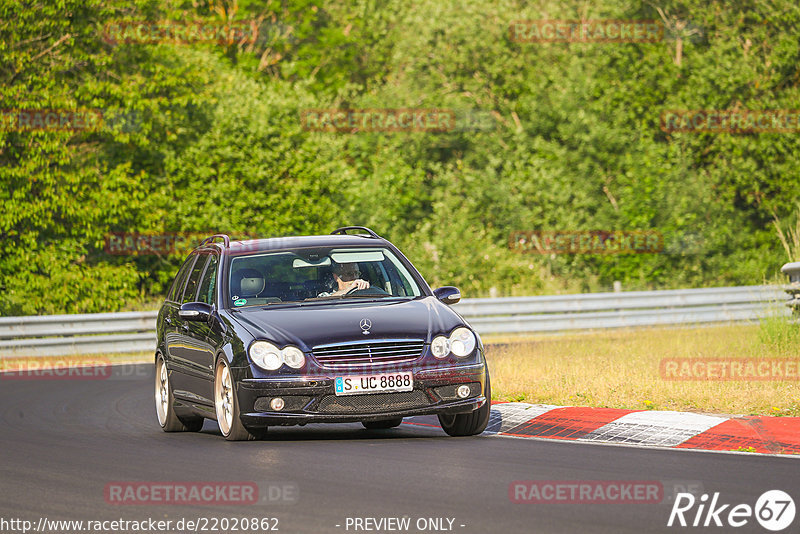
(780, 262, 800, 317)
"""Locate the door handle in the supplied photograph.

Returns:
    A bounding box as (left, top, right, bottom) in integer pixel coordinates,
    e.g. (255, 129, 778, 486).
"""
(181, 323, 190, 332)
(165, 316, 173, 325)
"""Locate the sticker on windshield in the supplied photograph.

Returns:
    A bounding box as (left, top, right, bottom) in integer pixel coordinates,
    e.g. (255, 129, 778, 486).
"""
(234, 298, 247, 306)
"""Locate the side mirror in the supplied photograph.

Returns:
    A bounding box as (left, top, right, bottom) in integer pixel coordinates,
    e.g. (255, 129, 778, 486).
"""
(179, 302, 213, 322)
(433, 286, 461, 305)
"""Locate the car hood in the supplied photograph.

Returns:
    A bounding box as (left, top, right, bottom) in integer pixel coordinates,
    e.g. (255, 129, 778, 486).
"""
(228, 297, 466, 350)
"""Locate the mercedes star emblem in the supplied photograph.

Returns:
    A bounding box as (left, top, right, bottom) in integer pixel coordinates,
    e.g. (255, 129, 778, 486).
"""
(360, 318, 372, 335)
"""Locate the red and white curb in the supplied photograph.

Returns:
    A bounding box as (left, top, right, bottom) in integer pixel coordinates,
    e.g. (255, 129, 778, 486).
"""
(406, 402, 800, 455)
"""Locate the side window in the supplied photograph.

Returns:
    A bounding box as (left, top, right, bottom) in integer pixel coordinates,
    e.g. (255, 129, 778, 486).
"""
(197, 253, 219, 305)
(383, 260, 412, 296)
(167, 255, 197, 302)
(182, 254, 210, 304)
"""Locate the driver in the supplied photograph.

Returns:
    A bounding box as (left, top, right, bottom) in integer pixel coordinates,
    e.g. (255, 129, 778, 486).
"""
(318, 262, 369, 297)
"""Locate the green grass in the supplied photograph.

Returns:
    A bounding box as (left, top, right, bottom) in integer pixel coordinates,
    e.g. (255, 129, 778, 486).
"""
(485, 322, 800, 417)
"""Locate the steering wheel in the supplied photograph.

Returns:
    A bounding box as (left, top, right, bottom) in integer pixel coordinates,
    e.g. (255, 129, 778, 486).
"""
(344, 284, 361, 296)
(345, 285, 390, 296)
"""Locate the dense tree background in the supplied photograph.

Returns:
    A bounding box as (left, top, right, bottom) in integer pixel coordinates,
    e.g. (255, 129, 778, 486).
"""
(1, 0, 799, 315)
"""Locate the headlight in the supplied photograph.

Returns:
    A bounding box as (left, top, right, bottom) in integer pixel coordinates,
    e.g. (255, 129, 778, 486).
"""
(431, 336, 450, 358)
(282, 346, 306, 369)
(449, 327, 476, 357)
(250, 341, 282, 370)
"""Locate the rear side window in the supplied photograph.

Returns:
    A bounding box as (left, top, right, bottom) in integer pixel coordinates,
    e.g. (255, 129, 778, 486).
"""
(182, 254, 210, 304)
(167, 255, 197, 302)
(197, 253, 219, 305)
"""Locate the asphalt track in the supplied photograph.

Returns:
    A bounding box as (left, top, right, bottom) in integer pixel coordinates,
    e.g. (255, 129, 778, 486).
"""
(1, 364, 797, 534)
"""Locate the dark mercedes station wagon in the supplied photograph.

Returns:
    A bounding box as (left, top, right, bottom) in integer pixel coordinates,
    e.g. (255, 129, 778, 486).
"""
(155, 226, 491, 440)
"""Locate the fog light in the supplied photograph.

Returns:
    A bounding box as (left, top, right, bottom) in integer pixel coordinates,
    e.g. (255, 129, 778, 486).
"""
(456, 385, 471, 399)
(270, 397, 285, 411)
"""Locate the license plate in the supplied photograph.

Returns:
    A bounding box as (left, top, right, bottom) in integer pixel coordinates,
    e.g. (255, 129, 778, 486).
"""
(334, 372, 413, 396)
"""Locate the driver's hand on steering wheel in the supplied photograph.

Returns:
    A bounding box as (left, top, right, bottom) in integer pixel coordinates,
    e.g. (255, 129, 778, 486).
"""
(346, 279, 369, 291)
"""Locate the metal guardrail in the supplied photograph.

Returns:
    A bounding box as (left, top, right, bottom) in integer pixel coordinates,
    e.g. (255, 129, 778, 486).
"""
(456, 285, 788, 334)
(0, 285, 789, 357)
(0, 312, 158, 357)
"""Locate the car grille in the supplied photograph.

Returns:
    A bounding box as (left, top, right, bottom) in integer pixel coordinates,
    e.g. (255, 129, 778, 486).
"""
(316, 390, 431, 414)
(312, 339, 424, 368)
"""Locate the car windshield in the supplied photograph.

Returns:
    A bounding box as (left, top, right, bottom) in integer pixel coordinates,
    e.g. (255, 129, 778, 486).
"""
(227, 247, 423, 307)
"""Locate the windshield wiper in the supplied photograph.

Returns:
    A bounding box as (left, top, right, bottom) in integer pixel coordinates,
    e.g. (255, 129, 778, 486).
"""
(339, 295, 410, 301)
(256, 301, 305, 309)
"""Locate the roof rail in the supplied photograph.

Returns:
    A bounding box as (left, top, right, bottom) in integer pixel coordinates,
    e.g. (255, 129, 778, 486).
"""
(331, 226, 381, 239)
(200, 234, 230, 248)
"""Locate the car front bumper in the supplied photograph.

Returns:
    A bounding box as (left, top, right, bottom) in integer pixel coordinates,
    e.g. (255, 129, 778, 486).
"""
(234, 362, 487, 427)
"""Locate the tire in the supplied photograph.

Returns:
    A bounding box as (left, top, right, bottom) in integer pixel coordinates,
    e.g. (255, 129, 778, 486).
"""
(362, 417, 403, 430)
(214, 358, 265, 441)
(437, 371, 492, 437)
(155, 355, 204, 432)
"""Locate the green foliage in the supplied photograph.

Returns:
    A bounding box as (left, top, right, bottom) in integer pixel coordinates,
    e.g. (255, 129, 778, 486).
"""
(1, 0, 799, 315)
(757, 313, 800, 354)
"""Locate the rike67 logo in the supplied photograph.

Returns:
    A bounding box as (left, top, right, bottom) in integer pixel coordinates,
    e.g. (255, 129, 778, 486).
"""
(668, 490, 795, 531)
